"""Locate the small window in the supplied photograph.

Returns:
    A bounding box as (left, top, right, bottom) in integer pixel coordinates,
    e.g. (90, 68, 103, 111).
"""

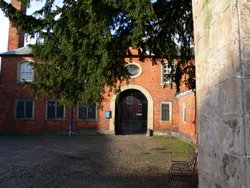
(15, 100, 34, 119)
(126, 63, 142, 78)
(161, 62, 175, 85)
(78, 102, 97, 120)
(161, 102, 172, 121)
(46, 101, 65, 119)
(19, 61, 34, 82)
(183, 103, 187, 124)
(127, 64, 139, 76)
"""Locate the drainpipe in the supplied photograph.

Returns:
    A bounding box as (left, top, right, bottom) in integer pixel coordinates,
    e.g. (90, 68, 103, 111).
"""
(68, 107, 73, 137)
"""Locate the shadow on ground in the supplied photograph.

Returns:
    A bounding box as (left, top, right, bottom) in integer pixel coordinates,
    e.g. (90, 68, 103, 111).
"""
(0, 134, 192, 187)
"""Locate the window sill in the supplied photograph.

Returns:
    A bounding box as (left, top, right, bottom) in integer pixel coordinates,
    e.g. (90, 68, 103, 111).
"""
(15, 118, 34, 121)
(160, 120, 172, 123)
(45, 118, 66, 121)
(77, 119, 98, 122)
(16, 81, 33, 84)
(160, 82, 175, 86)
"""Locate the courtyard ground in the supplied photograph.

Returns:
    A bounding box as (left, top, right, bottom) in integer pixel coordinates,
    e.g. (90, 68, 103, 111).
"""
(0, 134, 193, 187)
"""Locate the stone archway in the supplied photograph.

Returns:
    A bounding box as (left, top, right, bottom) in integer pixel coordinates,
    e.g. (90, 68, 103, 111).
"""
(115, 89, 148, 134)
(109, 84, 153, 132)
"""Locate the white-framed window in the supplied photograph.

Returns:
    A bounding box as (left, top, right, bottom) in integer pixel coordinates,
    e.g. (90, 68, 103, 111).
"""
(18, 61, 34, 82)
(126, 62, 142, 78)
(183, 103, 187, 124)
(15, 100, 34, 119)
(160, 102, 172, 122)
(78, 102, 97, 120)
(161, 61, 174, 85)
(46, 100, 65, 119)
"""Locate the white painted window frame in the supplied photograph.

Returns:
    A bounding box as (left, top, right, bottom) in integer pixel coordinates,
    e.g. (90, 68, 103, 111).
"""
(17, 61, 34, 83)
(183, 102, 187, 124)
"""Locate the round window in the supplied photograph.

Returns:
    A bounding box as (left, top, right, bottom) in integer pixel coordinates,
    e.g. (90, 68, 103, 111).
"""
(127, 64, 140, 76)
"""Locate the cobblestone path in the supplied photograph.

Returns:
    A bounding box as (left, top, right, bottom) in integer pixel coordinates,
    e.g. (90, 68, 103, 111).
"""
(0, 134, 189, 188)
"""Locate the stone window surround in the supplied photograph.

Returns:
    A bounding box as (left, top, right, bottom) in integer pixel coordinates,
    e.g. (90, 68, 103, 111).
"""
(126, 62, 142, 78)
(182, 102, 187, 124)
(160, 101, 172, 122)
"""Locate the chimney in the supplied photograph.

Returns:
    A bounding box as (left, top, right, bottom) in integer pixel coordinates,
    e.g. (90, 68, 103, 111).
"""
(7, 0, 26, 51)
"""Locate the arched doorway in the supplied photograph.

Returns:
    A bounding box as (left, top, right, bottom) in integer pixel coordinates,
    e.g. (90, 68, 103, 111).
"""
(115, 89, 148, 134)
(109, 84, 153, 133)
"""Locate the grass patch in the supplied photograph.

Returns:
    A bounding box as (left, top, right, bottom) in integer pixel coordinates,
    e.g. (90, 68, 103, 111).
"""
(141, 136, 196, 165)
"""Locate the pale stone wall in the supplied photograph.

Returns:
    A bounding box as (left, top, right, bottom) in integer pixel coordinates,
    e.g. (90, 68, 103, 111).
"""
(192, 0, 250, 187)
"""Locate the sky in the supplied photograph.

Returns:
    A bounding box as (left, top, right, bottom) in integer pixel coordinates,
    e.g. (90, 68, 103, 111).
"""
(0, 0, 57, 53)
(0, 0, 10, 53)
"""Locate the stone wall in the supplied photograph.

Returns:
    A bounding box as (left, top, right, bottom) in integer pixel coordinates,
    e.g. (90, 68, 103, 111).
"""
(192, 0, 250, 187)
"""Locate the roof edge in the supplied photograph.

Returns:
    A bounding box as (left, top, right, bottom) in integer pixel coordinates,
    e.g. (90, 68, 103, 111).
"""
(0, 46, 33, 57)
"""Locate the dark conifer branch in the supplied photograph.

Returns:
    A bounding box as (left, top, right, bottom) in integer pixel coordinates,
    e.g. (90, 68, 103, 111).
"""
(0, 0, 195, 106)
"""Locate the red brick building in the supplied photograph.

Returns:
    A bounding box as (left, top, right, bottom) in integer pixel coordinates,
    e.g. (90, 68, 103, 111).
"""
(0, 0, 197, 143)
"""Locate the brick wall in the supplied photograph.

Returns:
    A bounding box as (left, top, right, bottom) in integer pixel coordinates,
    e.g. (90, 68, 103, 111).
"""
(0, 1, 197, 143)
(0, 53, 196, 143)
(7, 0, 26, 51)
(176, 91, 197, 143)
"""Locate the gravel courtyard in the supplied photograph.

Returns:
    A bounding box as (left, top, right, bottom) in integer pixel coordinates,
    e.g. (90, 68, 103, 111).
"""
(0, 134, 191, 188)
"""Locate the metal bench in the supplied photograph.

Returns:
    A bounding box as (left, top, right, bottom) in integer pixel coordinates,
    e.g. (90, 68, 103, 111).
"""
(168, 150, 198, 187)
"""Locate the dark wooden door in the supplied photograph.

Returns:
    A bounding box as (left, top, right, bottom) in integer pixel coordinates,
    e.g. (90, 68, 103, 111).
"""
(116, 90, 147, 134)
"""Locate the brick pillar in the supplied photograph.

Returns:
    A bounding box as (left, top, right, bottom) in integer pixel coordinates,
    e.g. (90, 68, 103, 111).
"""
(7, 0, 26, 51)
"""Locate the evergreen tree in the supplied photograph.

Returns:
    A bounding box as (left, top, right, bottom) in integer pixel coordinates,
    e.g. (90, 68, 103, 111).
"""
(0, 0, 194, 134)
(141, 0, 194, 92)
(0, 0, 157, 104)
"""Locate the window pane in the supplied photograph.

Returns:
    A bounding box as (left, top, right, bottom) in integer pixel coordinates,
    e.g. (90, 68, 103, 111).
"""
(20, 63, 27, 72)
(47, 101, 56, 119)
(16, 101, 24, 118)
(163, 64, 171, 74)
(78, 102, 96, 120)
(127, 64, 139, 76)
(20, 72, 27, 81)
(25, 101, 33, 118)
(78, 103, 87, 119)
(88, 103, 96, 119)
(16, 100, 33, 119)
(162, 63, 172, 84)
(162, 103, 170, 121)
(25, 73, 33, 82)
(56, 104, 64, 118)
(20, 62, 33, 82)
